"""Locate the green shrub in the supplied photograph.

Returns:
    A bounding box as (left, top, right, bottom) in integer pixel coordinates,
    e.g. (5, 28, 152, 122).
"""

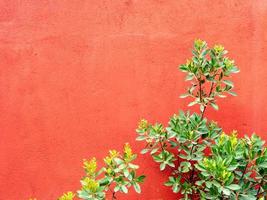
(136, 39, 267, 199)
(58, 143, 145, 200)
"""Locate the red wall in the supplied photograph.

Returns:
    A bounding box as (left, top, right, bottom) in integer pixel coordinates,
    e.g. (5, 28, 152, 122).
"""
(0, 1, 267, 199)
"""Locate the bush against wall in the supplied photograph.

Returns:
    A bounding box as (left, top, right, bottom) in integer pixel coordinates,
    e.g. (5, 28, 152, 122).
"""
(31, 39, 267, 200)
(136, 39, 267, 200)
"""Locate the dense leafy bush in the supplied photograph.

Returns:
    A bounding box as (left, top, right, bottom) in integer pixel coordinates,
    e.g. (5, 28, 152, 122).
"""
(58, 143, 145, 200)
(136, 39, 267, 199)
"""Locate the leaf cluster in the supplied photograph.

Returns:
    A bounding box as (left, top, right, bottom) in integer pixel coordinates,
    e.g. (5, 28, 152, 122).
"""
(137, 111, 222, 199)
(58, 144, 145, 200)
(179, 39, 239, 113)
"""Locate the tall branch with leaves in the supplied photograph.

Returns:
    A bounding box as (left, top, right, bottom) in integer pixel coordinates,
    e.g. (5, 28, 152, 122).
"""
(179, 39, 239, 116)
(136, 39, 267, 200)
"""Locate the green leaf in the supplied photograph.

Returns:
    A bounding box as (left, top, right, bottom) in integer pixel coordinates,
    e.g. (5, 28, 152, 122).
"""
(179, 161, 191, 173)
(200, 104, 205, 113)
(121, 185, 128, 193)
(153, 154, 163, 162)
(222, 188, 231, 196)
(160, 163, 166, 171)
(172, 184, 180, 193)
(136, 135, 146, 141)
(136, 175, 145, 183)
(180, 93, 189, 98)
(195, 180, 204, 186)
(179, 65, 188, 72)
(188, 101, 198, 107)
(140, 148, 149, 154)
(206, 181, 212, 188)
(258, 162, 267, 168)
(217, 93, 227, 98)
(229, 66, 240, 73)
(223, 80, 234, 87)
(226, 184, 241, 191)
(114, 185, 120, 192)
(167, 162, 175, 168)
(128, 163, 139, 169)
(123, 169, 130, 178)
(78, 190, 90, 199)
(114, 158, 124, 165)
(210, 102, 219, 110)
(150, 148, 159, 154)
(239, 194, 257, 200)
(164, 180, 173, 187)
(133, 182, 141, 193)
(228, 91, 237, 96)
(99, 177, 111, 186)
(185, 73, 194, 81)
(118, 164, 126, 170)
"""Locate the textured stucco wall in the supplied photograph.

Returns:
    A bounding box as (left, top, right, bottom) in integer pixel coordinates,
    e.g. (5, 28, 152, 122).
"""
(0, 0, 267, 199)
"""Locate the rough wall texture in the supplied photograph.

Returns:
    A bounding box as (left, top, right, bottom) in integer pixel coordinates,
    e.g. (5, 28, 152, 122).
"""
(0, 0, 267, 199)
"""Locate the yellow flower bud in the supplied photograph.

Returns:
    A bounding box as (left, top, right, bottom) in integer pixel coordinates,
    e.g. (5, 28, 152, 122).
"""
(58, 191, 75, 200)
(83, 157, 97, 176)
(104, 156, 113, 165)
(106, 167, 112, 175)
(230, 130, 238, 149)
(224, 58, 234, 68)
(213, 44, 224, 54)
(138, 119, 148, 130)
(186, 59, 193, 67)
(194, 39, 206, 49)
(219, 132, 227, 145)
(82, 177, 99, 193)
(124, 143, 133, 161)
(109, 150, 119, 159)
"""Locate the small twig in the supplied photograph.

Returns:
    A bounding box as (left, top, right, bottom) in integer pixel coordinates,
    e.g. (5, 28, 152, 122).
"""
(188, 146, 197, 183)
(159, 140, 165, 151)
(208, 82, 215, 96)
(256, 189, 267, 197)
(256, 179, 264, 199)
(199, 78, 203, 103)
(239, 162, 249, 182)
(200, 82, 215, 120)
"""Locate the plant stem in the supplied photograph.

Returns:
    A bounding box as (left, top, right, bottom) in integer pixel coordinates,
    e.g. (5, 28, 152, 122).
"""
(256, 179, 264, 199)
(200, 82, 215, 120)
(200, 106, 206, 120)
(189, 145, 196, 180)
(239, 162, 248, 182)
(199, 78, 203, 103)
(257, 190, 267, 197)
(159, 140, 165, 151)
(208, 82, 215, 96)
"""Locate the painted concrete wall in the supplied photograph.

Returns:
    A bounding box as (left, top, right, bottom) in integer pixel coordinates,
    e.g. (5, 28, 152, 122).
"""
(0, 0, 267, 199)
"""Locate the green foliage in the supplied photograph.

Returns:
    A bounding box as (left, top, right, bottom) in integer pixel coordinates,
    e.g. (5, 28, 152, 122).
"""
(179, 39, 239, 113)
(136, 39, 267, 199)
(195, 132, 267, 199)
(58, 144, 145, 200)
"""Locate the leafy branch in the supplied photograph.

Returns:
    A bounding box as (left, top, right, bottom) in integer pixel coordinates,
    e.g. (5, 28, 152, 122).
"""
(135, 39, 267, 199)
(58, 144, 145, 200)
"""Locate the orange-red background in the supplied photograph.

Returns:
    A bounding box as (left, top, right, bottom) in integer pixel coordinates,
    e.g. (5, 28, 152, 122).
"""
(0, 0, 267, 199)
